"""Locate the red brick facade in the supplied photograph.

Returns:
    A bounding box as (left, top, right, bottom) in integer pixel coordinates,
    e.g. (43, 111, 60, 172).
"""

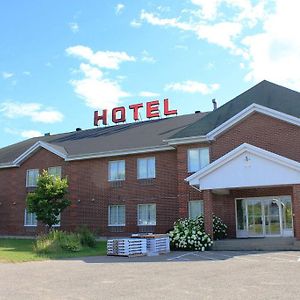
(0, 112, 299, 239)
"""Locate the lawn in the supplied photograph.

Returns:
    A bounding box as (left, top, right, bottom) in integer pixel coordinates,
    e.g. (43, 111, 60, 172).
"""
(0, 238, 107, 263)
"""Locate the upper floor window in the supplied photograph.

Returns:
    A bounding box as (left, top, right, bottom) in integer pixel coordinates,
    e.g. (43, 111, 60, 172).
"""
(26, 169, 39, 187)
(108, 160, 125, 181)
(48, 166, 62, 179)
(188, 147, 209, 173)
(188, 200, 203, 219)
(108, 205, 125, 226)
(137, 157, 155, 179)
(24, 209, 37, 226)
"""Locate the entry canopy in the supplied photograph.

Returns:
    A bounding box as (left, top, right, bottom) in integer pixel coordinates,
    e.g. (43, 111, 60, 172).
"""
(186, 143, 300, 190)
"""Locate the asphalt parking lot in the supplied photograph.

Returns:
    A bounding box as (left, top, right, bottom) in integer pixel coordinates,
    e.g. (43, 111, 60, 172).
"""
(1, 251, 300, 300)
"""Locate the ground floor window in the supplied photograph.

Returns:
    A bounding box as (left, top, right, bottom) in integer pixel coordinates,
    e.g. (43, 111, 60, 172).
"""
(138, 204, 156, 225)
(108, 205, 125, 226)
(24, 209, 37, 226)
(188, 200, 203, 219)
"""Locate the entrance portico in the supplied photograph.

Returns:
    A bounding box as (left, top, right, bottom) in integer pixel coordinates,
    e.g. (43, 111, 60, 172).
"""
(186, 143, 300, 239)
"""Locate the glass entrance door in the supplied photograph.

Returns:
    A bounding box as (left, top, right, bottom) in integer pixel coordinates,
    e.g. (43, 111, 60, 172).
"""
(236, 196, 293, 238)
(264, 199, 281, 236)
(248, 199, 264, 236)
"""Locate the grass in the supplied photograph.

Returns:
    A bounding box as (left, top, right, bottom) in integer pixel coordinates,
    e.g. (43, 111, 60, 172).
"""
(0, 238, 107, 263)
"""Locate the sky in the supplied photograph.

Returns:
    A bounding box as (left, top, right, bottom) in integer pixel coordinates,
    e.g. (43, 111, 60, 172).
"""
(0, 0, 299, 147)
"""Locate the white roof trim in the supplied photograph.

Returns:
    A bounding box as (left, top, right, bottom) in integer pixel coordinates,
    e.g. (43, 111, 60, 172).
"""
(66, 145, 174, 161)
(164, 135, 208, 145)
(186, 143, 300, 183)
(13, 141, 67, 166)
(207, 103, 300, 139)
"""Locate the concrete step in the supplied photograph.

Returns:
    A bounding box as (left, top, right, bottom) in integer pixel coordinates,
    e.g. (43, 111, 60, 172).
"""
(212, 238, 300, 251)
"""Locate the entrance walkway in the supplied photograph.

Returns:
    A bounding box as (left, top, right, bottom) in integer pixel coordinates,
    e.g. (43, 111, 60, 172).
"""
(212, 237, 300, 251)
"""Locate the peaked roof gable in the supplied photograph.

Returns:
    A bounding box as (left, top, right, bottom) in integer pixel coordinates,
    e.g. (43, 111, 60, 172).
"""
(186, 143, 300, 190)
(0, 141, 67, 169)
(172, 80, 300, 139)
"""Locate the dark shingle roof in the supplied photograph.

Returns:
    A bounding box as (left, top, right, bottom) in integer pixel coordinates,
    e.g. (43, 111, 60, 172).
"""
(0, 112, 206, 164)
(171, 80, 300, 139)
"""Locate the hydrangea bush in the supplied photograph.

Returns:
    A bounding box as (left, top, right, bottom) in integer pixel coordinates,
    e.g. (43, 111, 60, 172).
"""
(169, 217, 213, 251)
(213, 214, 227, 240)
(169, 214, 227, 251)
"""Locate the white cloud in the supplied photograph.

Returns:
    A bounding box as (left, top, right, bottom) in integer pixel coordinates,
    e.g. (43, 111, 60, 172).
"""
(165, 80, 220, 94)
(130, 19, 142, 28)
(70, 63, 130, 110)
(69, 22, 79, 33)
(141, 50, 156, 63)
(115, 3, 125, 15)
(21, 130, 42, 138)
(137, 1, 300, 88)
(0, 101, 63, 123)
(66, 45, 135, 69)
(4, 128, 42, 139)
(140, 10, 192, 31)
(23, 71, 31, 76)
(2, 72, 14, 79)
(139, 10, 241, 50)
(139, 91, 160, 97)
(242, 0, 300, 88)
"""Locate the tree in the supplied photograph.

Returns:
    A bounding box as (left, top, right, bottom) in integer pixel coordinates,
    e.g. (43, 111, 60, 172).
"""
(26, 170, 71, 230)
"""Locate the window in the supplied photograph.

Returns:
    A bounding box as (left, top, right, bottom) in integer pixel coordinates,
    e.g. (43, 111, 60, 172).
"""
(26, 169, 39, 187)
(108, 205, 125, 226)
(188, 147, 210, 172)
(108, 160, 125, 181)
(137, 157, 155, 179)
(138, 204, 156, 225)
(48, 166, 62, 178)
(24, 209, 37, 226)
(52, 213, 61, 227)
(188, 200, 204, 219)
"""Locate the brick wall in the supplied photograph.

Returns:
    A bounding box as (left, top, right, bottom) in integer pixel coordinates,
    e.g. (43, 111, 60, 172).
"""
(0, 148, 179, 236)
(211, 112, 300, 162)
(0, 112, 299, 237)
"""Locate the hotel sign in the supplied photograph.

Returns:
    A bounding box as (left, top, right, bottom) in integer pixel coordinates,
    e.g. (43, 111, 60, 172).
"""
(94, 99, 177, 126)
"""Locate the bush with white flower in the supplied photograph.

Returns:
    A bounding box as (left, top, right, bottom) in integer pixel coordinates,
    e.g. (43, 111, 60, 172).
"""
(169, 217, 213, 251)
(169, 214, 227, 251)
(213, 214, 227, 240)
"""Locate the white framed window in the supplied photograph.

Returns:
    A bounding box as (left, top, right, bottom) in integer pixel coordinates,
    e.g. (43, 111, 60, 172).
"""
(24, 209, 37, 226)
(188, 200, 204, 219)
(52, 213, 61, 227)
(26, 169, 39, 187)
(138, 204, 156, 226)
(137, 157, 155, 179)
(108, 160, 125, 181)
(48, 166, 62, 179)
(188, 147, 210, 172)
(108, 205, 125, 226)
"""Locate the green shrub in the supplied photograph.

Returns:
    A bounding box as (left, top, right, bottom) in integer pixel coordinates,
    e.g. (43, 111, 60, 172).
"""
(169, 214, 228, 250)
(35, 230, 82, 254)
(76, 226, 97, 248)
(169, 217, 213, 251)
(213, 214, 227, 240)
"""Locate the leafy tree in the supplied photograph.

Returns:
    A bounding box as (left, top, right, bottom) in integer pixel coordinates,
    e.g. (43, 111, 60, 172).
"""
(26, 170, 70, 230)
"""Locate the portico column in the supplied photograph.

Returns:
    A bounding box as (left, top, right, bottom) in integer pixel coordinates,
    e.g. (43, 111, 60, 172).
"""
(203, 190, 213, 238)
(292, 185, 300, 240)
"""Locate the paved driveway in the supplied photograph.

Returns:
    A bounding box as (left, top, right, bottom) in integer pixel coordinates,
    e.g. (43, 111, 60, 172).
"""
(1, 251, 300, 300)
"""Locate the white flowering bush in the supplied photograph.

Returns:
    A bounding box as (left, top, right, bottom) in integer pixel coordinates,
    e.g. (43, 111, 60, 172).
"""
(169, 217, 213, 251)
(213, 214, 227, 240)
(169, 214, 227, 250)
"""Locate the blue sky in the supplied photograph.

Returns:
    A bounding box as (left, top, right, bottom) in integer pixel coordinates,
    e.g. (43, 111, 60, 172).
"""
(0, 0, 299, 147)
